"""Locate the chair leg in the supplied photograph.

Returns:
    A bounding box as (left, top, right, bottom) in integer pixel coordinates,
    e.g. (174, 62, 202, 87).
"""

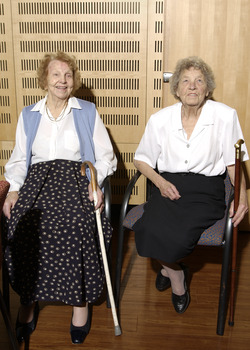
(216, 220, 233, 335)
(0, 290, 19, 350)
(1, 215, 10, 312)
(115, 226, 125, 308)
(2, 259, 10, 312)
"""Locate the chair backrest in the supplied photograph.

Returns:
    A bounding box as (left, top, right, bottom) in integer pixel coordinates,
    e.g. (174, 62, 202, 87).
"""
(197, 172, 233, 246)
(0, 181, 10, 270)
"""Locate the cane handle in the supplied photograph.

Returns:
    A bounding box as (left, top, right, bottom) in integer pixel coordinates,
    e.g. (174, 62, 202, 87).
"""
(234, 139, 244, 160)
(81, 161, 97, 193)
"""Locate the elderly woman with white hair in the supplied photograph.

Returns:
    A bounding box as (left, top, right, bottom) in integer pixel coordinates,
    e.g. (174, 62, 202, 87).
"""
(133, 56, 249, 314)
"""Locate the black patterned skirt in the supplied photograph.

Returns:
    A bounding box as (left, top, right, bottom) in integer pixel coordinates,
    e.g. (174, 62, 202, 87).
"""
(3, 160, 112, 306)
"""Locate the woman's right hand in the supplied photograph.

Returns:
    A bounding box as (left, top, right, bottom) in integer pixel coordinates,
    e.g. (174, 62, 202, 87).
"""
(133, 160, 181, 201)
(3, 191, 19, 219)
(158, 177, 181, 200)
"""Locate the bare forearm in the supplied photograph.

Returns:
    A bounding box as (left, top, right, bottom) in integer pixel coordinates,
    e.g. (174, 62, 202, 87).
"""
(133, 159, 181, 200)
(134, 160, 162, 188)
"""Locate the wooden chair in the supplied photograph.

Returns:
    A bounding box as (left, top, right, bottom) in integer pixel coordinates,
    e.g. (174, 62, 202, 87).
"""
(115, 170, 235, 336)
(0, 180, 19, 350)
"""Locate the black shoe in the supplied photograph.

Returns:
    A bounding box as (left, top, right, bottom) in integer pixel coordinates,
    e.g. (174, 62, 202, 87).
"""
(155, 270, 171, 291)
(171, 263, 190, 314)
(16, 301, 39, 343)
(70, 306, 91, 344)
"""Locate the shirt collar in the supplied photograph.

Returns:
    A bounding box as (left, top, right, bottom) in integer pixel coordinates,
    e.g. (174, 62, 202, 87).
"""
(172, 100, 214, 131)
(31, 95, 82, 114)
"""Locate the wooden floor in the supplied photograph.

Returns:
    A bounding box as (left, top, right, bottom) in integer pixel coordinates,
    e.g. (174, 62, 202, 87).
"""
(1, 228, 250, 350)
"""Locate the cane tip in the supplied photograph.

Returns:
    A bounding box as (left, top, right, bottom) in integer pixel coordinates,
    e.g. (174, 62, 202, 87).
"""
(115, 325, 122, 336)
(228, 321, 234, 327)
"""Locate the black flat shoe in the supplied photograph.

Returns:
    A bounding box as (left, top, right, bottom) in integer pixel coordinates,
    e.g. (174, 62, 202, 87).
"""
(16, 301, 39, 343)
(155, 270, 171, 291)
(171, 263, 190, 314)
(70, 307, 91, 344)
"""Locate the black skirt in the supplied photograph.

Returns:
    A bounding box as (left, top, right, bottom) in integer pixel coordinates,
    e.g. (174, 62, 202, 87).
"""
(133, 172, 225, 263)
(3, 159, 112, 305)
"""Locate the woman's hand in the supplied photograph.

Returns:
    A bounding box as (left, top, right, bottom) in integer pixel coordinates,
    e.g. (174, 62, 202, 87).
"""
(3, 191, 19, 219)
(88, 183, 105, 213)
(133, 159, 181, 201)
(158, 177, 181, 200)
(229, 200, 248, 227)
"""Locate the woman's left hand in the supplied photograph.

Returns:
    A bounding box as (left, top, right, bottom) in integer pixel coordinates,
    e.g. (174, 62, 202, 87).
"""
(88, 183, 105, 213)
(229, 198, 249, 227)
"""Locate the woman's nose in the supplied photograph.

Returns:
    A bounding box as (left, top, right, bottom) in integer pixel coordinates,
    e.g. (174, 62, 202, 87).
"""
(60, 75, 67, 83)
(189, 82, 196, 89)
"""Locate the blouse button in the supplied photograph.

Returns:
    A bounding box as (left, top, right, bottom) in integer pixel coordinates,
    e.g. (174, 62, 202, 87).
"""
(186, 144, 190, 148)
(185, 160, 188, 164)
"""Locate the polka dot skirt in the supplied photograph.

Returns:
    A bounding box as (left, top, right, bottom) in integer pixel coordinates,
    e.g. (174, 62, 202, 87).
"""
(3, 160, 112, 306)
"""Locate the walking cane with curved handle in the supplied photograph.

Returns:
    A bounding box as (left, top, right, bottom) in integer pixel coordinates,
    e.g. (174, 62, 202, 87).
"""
(81, 161, 122, 336)
(229, 139, 244, 326)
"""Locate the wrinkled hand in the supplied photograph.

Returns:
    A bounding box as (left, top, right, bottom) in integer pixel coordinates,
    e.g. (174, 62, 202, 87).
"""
(229, 200, 249, 227)
(88, 183, 105, 213)
(158, 178, 181, 200)
(3, 191, 19, 219)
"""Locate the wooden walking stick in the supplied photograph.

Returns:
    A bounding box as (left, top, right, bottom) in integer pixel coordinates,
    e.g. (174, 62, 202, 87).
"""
(229, 139, 244, 326)
(81, 161, 122, 336)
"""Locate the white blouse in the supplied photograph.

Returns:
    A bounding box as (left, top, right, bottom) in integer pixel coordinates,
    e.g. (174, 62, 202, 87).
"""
(5, 96, 117, 191)
(134, 100, 249, 176)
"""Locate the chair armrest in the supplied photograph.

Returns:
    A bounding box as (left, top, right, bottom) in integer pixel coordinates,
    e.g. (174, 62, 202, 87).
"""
(222, 190, 234, 245)
(118, 170, 142, 229)
(222, 174, 234, 244)
(103, 176, 112, 222)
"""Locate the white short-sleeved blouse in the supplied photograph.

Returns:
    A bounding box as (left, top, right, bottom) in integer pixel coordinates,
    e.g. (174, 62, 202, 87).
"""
(134, 100, 249, 176)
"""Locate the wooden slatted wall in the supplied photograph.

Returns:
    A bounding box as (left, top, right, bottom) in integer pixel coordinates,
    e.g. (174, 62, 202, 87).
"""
(0, 0, 165, 204)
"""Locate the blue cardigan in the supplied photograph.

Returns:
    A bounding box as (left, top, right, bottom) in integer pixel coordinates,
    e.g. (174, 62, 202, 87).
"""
(22, 98, 96, 175)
